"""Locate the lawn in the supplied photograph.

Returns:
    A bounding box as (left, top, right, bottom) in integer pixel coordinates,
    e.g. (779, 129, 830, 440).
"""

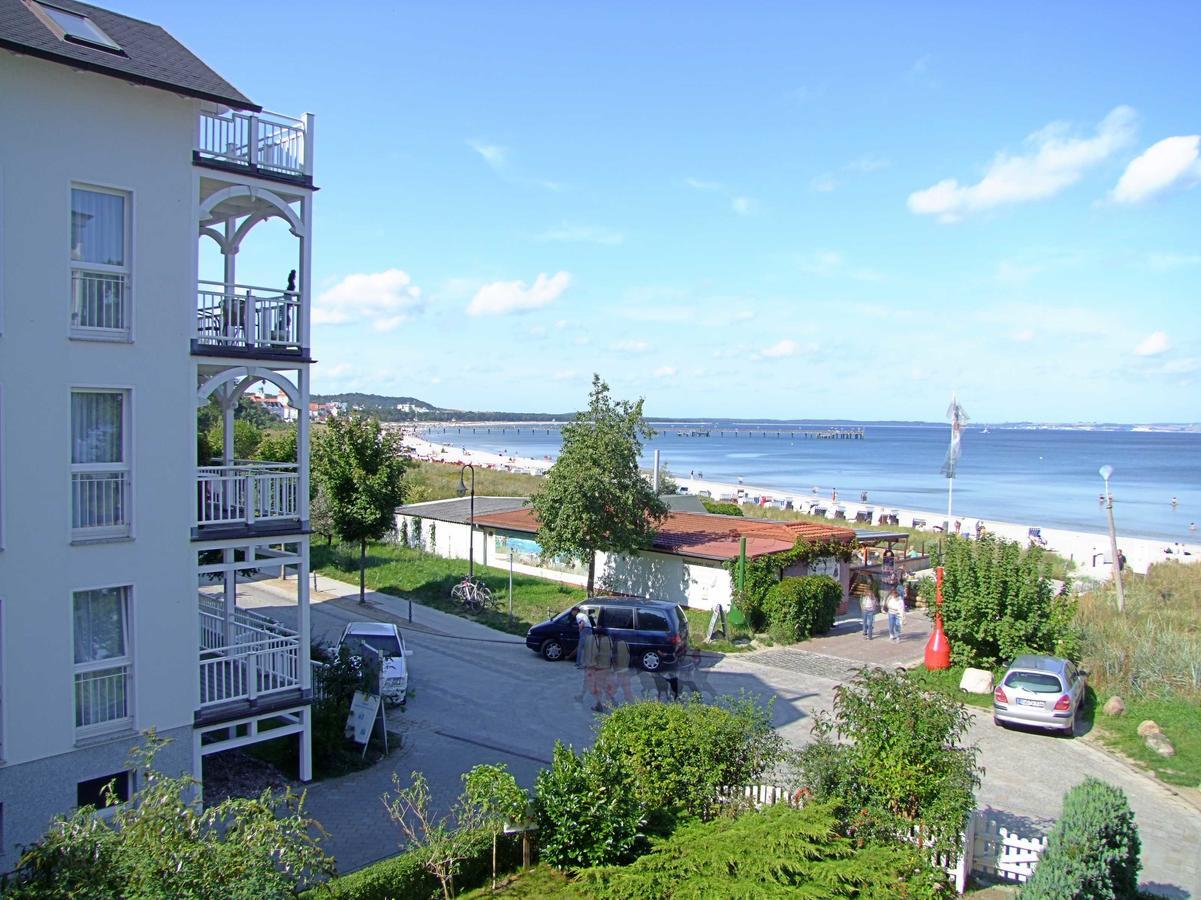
(460, 865, 582, 898)
(906, 664, 996, 711)
(312, 541, 585, 636)
(1091, 696, 1201, 787)
(406, 459, 545, 502)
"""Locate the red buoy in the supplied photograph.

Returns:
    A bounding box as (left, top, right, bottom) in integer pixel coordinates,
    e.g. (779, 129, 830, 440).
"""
(924, 566, 952, 670)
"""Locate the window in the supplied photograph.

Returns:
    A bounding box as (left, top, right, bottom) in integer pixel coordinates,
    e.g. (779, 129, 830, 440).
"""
(73, 587, 131, 732)
(637, 609, 670, 632)
(77, 771, 131, 811)
(70, 187, 130, 337)
(70, 390, 130, 539)
(599, 607, 634, 629)
(34, 2, 124, 52)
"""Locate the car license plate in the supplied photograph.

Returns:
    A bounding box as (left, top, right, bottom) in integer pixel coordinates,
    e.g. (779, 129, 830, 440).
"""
(1017, 698, 1044, 708)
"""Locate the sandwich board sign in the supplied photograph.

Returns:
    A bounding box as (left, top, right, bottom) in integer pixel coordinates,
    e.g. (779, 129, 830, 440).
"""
(346, 691, 384, 755)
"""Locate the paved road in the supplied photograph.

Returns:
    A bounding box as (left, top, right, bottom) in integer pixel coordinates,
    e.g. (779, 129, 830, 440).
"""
(227, 575, 1201, 895)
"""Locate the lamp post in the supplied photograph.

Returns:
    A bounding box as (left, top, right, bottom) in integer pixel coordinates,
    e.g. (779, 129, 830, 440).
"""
(1099, 465, 1124, 613)
(457, 463, 476, 580)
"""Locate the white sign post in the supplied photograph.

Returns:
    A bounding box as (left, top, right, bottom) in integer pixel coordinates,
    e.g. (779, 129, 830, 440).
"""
(346, 690, 388, 758)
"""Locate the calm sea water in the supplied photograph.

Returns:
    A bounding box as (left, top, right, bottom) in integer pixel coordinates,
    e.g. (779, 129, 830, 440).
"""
(422, 423, 1201, 542)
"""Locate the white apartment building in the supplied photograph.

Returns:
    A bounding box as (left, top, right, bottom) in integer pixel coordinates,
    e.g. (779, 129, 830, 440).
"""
(0, 0, 314, 859)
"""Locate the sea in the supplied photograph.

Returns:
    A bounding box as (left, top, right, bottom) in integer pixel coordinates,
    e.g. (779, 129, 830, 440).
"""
(420, 423, 1201, 543)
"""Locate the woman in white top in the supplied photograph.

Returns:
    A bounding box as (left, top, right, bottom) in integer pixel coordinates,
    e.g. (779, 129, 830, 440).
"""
(886, 590, 905, 642)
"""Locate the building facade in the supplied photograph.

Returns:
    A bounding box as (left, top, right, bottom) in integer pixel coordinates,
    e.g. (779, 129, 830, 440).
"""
(0, 0, 314, 859)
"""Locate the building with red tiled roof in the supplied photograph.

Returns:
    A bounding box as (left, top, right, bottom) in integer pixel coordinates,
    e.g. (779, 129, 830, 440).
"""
(396, 498, 856, 611)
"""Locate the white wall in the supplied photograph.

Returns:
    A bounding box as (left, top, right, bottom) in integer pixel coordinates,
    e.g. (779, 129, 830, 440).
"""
(395, 514, 734, 609)
(0, 52, 198, 764)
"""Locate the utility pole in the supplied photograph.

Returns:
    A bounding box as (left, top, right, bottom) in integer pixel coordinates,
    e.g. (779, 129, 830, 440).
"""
(1100, 465, 1124, 612)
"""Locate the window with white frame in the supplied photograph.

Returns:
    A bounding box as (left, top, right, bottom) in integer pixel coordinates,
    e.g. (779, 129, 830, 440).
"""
(70, 186, 130, 337)
(70, 390, 130, 538)
(73, 586, 132, 732)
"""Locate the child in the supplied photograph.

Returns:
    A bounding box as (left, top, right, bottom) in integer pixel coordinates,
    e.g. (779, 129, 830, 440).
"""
(886, 590, 905, 642)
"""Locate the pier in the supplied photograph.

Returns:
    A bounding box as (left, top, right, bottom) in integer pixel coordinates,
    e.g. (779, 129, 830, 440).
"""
(411, 423, 865, 439)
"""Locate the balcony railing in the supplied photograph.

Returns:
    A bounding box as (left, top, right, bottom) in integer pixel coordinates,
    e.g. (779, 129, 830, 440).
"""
(196, 463, 299, 528)
(195, 281, 302, 354)
(71, 470, 131, 538)
(198, 607, 301, 708)
(197, 110, 309, 178)
(71, 270, 129, 336)
(75, 664, 130, 729)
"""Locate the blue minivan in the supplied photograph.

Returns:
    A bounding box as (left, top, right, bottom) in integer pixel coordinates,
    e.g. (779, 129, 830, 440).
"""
(525, 598, 689, 671)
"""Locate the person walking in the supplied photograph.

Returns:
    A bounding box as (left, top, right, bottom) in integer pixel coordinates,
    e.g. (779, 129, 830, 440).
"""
(573, 607, 591, 670)
(606, 639, 635, 706)
(886, 589, 905, 642)
(858, 576, 879, 640)
(587, 628, 614, 712)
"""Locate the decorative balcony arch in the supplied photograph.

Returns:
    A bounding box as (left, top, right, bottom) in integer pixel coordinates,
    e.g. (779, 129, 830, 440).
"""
(199, 185, 305, 238)
(198, 366, 300, 410)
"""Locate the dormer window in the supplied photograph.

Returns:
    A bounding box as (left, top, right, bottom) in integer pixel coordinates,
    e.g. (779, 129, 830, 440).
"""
(31, 1, 124, 53)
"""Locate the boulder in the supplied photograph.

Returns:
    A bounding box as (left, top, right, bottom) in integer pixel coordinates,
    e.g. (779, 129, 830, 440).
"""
(1137, 720, 1162, 738)
(1102, 696, 1126, 717)
(1145, 732, 1176, 757)
(959, 667, 995, 694)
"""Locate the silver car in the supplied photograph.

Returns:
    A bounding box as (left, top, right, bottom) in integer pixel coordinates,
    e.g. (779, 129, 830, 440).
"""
(993, 654, 1086, 735)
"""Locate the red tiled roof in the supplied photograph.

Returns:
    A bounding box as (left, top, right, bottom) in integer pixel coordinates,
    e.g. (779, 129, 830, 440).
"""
(470, 508, 854, 561)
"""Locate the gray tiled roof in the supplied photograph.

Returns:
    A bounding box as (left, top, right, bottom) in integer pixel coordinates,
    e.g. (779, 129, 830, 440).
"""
(0, 0, 257, 110)
(397, 496, 529, 526)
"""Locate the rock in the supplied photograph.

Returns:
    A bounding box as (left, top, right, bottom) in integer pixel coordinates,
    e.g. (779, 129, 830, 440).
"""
(1102, 696, 1126, 716)
(1137, 720, 1162, 738)
(959, 667, 995, 694)
(1145, 732, 1176, 757)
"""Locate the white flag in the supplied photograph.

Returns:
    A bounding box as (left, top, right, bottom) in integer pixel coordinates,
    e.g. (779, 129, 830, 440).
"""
(941, 395, 968, 478)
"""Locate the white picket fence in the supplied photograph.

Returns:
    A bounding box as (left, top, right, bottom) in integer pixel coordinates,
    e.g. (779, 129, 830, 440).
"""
(716, 786, 1049, 893)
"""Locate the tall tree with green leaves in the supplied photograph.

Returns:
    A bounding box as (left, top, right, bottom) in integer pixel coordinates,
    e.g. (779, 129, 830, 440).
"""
(532, 375, 667, 593)
(312, 415, 410, 603)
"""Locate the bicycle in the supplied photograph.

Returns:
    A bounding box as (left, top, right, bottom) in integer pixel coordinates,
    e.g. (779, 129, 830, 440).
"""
(450, 576, 494, 613)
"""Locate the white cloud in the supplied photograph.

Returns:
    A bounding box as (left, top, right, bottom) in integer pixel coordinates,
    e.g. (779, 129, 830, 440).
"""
(1013, 328, 1035, 342)
(908, 106, 1136, 222)
(611, 339, 651, 353)
(534, 224, 624, 245)
(759, 339, 798, 358)
(731, 196, 754, 215)
(466, 271, 572, 316)
(1134, 331, 1170, 356)
(686, 178, 756, 215)
(468, 139, 508, 170)
(1112, 135, 1201, 204)
(847, 154, 891, 173)
(1147, 252, 1201, 271)
(685, 177, 724, 192)
(653, 365, 677, 378)
(731, 309, 756, 322)
(314, 269, 424, 332)
(800, 249, 844, 276)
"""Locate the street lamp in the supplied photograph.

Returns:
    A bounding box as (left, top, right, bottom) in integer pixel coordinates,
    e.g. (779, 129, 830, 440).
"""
(1099, 464, 1125, 612)
(457, 463, 476, 580)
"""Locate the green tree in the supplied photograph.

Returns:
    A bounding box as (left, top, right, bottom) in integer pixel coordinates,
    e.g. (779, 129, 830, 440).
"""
(532, 375, 667, 593)
(766, 575, 842, 643)
(254, 426, 297, 463)
(921, 534, 1079, 668)
(310, 483, 336, 546)
(5, 736, 332, 899)
(207, 418, 263, 460)
(795, 667, 981, 856)
(462, 764, 529, 889)
(312, 415, 410, 603)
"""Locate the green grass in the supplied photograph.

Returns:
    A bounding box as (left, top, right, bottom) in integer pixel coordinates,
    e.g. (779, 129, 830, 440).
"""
(906, 665, 996, 710)
(682, 606, 756, 653)
(1091, 696, 1201, 787)
(459, 865, 584, 898)
(312, 541, 586, 636)
(406, 459, 545, 502)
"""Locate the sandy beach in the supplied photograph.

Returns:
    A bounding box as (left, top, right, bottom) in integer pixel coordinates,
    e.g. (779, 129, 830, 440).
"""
(401, 434, 1201, 578)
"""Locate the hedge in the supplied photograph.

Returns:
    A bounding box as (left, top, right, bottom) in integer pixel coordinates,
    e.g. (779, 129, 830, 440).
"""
(1020, 778, 1141, 899)
(766, 575, 842, 643)
(313, 829, 521, 900)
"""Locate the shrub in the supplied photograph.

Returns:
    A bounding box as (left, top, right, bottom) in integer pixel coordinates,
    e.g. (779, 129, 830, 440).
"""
(583, 801, 949, 899)
(921, 534, 1079, 668)
(794, 667, 981, 856)
(309, 644, 379, 776)
(534, 741, 645, 869)
(700, 498, 743, 516)
(592, 695, 784, 833)
(766, 575, 841, 643)
(1020, 778, 1141, 900)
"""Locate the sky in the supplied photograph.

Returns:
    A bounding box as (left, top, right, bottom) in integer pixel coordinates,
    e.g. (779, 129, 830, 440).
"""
(128, 1, 1199, 422)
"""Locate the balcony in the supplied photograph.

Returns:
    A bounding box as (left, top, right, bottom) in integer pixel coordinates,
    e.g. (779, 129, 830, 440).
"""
(193, 281, 304, 359)
(198, 602, 302, 710)
(71, 470, 131, 541)
(195, 463, 301, 539)
(196, 109, 311, 182)
(71, 270, 129, 339)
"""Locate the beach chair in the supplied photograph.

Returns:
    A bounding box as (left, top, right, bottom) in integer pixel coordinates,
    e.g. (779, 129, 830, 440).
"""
(1028, 527, 1047, 548)
(854, 510, 872, 524)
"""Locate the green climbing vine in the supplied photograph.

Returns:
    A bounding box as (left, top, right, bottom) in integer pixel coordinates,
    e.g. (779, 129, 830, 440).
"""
(725, 537, 857, 631)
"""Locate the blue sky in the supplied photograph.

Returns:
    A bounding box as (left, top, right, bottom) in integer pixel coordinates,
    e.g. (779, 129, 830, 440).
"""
(136, 1, 1198, 422)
